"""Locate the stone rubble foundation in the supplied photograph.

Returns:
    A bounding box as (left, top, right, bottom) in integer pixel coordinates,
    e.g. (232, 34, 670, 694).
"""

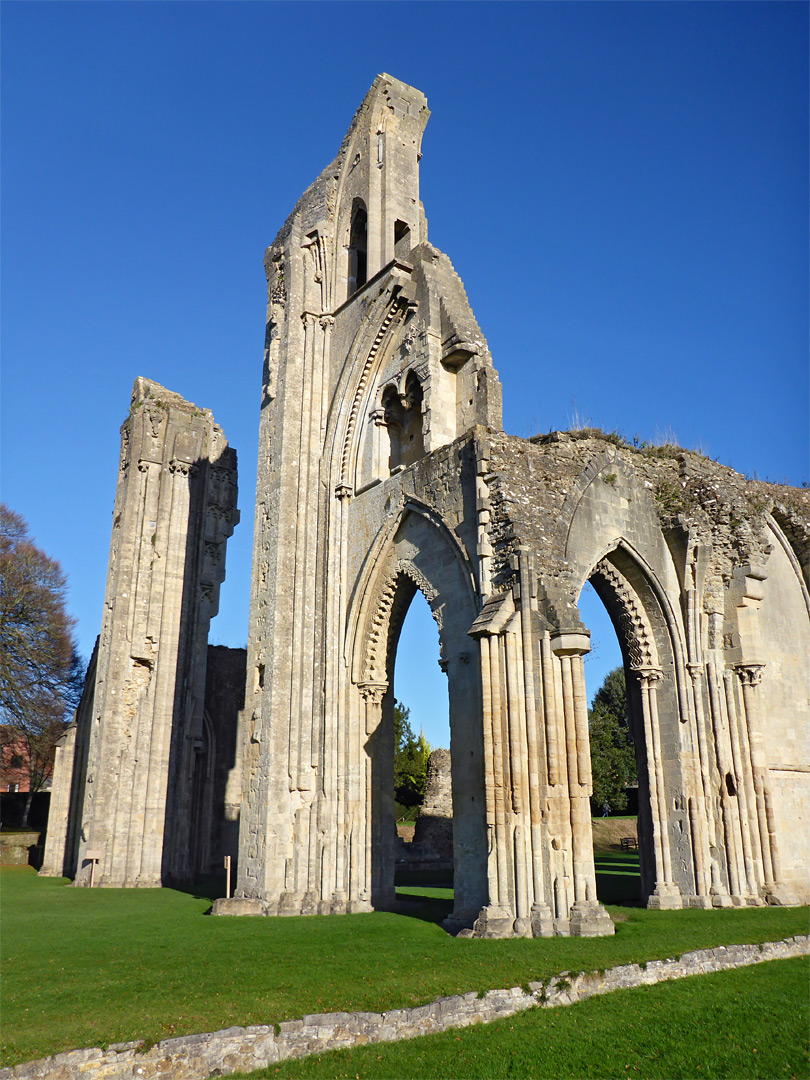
(2, 935, 806, 1080)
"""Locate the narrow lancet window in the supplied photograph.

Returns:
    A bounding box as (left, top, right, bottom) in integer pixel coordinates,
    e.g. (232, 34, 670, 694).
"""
(348, 203, 368, 297)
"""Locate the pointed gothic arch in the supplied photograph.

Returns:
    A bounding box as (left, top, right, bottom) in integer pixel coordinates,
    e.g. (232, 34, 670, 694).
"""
(580, 542, 696, 907)
(346, 503, 488, 925)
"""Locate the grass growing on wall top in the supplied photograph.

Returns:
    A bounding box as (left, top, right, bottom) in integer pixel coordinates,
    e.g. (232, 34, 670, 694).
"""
(230, 957, 810, 1080)
(1, 865, 808, 1068)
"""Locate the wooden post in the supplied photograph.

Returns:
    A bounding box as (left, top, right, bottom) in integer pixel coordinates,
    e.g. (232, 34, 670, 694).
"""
(224, 855, 232, 899)
(86, 849, 102, 888)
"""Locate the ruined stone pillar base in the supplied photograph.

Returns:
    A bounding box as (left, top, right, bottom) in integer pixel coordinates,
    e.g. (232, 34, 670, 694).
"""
(300, 891, 319, 916)
(568, 900, 615, 937)
(763, 883, 802, 906)
(684, 895, 714, 909)
(710, 889, 734, 908)
(471, 905, 519, 938)
(278, 892, 302, 916)
(647, 883, 683, 910)
(211, 897, 268, 916)
(530, 903, 555, 937)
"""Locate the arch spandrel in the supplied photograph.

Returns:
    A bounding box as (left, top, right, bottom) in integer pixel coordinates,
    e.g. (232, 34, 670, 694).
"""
(561, 455, 682, 602)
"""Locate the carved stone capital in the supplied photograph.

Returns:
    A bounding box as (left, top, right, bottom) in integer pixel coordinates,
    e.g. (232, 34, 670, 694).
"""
(301, 311, 319, 327)
(335, 484, 353, 502)
(735, 663, 765, 687)
(550, 629, 591, 657)
(635, 666, 664, 690)
(686, 662, 703, 683)
(319, 314, 335, 332)
(358, 681, 387, 706)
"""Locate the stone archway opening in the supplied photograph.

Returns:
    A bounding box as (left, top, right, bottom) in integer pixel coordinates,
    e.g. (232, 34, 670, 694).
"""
(392, 591, 453, 891)
(579, 547, 689, 910)
(578, 581, 642, 906)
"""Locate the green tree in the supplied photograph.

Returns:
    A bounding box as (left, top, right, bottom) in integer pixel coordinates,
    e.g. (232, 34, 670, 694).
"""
(588, 666, 637, 815)
(393, 700, 432, 808)
(0, 505, 84, 824)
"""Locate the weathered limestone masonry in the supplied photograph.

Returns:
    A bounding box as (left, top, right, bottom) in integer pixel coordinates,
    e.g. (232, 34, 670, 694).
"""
(215, 73, 809, 936)
(2, 936, 806, 1079)
(41, 379, 239, 886)
(212, 76, 807, 937)
(396, 748, 454, 873)
(42, 75, 808, 928)
(479, 430, 810, 918)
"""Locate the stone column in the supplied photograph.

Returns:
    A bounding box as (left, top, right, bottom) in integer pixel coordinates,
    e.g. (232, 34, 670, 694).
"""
(517, 556, 554, 937)
(638, 667, 682, 909)
(552, 630, 614, 937)
(687, 663, 725, 905)
(723, 669, 762, 900)
(735, 664, 794, 903)
(359, 681, 389, 911)
(705, 659, 744, 904)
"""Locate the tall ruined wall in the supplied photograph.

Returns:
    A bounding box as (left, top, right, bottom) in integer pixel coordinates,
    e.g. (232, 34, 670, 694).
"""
(474, 429, 810, 909)
(64, 378, 239, 887)
(220, 74, 808, 935)
(234, 75, 501, 918)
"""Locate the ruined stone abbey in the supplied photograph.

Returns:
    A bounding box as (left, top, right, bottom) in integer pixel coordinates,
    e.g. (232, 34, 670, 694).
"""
(42, 75, 810, 935)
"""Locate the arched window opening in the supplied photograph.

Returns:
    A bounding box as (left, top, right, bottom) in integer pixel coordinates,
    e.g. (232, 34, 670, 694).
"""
(394, 219, 411, 260)
(383, 372, 425, 473)
(393, 590, 452, 903)
(579, 580, 642, 906)
(348, 203, 368, 298)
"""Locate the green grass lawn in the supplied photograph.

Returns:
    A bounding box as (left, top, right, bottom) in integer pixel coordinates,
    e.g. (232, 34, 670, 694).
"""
(230, 957, 810, 1080)
(594, 849, 643, 905)
(2, 866, 808, 1068)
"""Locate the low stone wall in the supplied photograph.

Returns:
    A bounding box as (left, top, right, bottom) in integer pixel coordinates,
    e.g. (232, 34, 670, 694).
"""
(0, 832, 42, 867)
(2, 935, 806, 1080)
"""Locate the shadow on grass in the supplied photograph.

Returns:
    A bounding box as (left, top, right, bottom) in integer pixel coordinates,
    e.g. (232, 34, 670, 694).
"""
(595, 847, 643, 907)
(167, 871, 457, 925)
(171, 862, 641, 922)
(391, 893, 454, 925)
(168, 874, 226, 906)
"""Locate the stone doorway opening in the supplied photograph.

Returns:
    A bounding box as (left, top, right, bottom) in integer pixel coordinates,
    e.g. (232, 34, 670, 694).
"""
(391, 590, 453, 889)
(579, 546, 690, 910)
(579, 582, 641, 906)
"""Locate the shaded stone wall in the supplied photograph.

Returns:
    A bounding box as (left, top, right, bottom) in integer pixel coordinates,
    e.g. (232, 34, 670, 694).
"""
(397, 748, 453, 873)
(42, 379, 239, 887)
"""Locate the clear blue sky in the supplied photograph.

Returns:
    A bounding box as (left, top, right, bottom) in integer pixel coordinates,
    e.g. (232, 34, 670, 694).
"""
(3, 2, 807, 748)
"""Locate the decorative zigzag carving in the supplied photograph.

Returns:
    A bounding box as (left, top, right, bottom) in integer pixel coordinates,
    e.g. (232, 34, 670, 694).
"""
(363, 559, 440, 683)
(591, 557, 657, 671)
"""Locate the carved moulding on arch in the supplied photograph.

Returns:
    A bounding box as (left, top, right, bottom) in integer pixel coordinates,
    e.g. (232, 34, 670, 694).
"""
(362, 557, 442, 684)
(589, 555, 659, 673)
(336, 290, 410, 497)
